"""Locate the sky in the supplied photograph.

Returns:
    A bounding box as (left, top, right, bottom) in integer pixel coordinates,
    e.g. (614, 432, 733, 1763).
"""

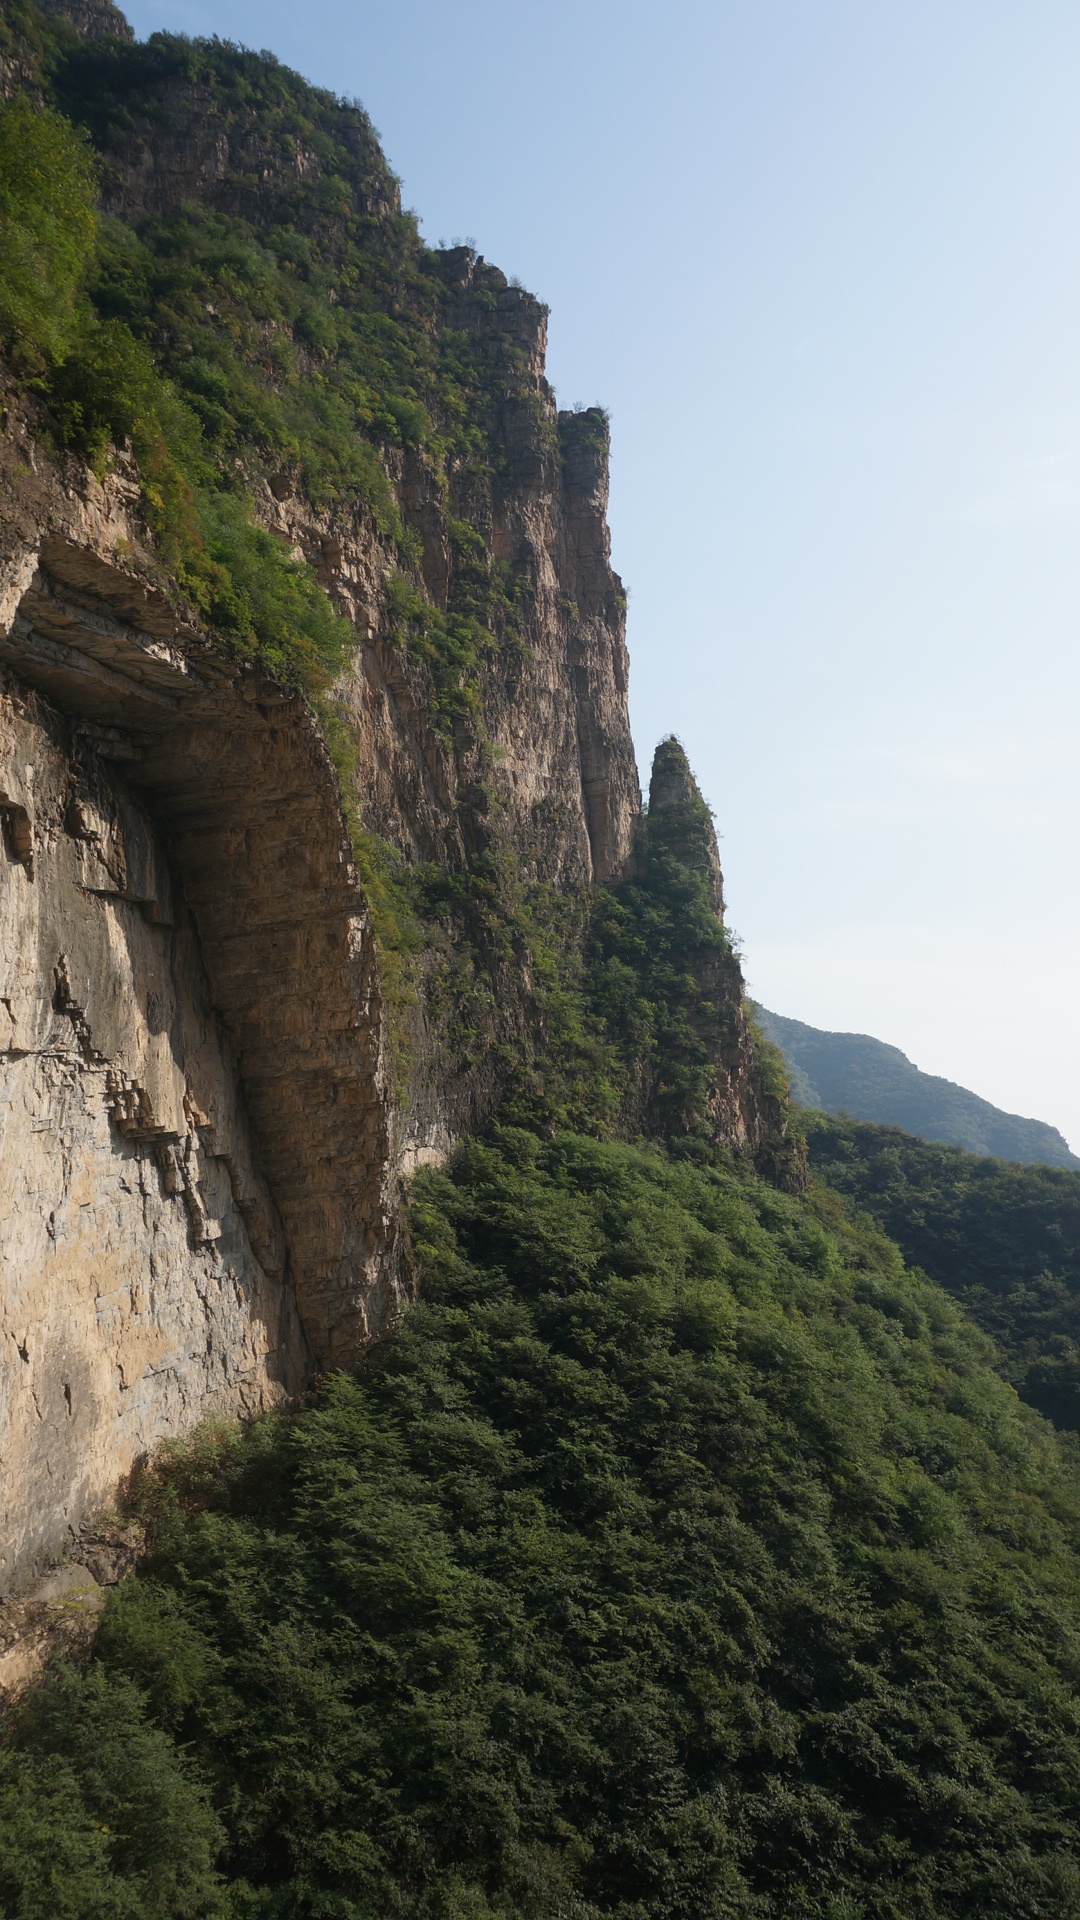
(122, 0, 1080, 1148)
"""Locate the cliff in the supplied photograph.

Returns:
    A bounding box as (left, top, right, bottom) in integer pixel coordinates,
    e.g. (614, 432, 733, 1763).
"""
(0, 0, 790, 1588)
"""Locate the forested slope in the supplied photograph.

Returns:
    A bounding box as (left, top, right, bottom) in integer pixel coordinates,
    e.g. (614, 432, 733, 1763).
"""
(7, 1132, 1080, 1919)
(807, 1112, 1080, 1434)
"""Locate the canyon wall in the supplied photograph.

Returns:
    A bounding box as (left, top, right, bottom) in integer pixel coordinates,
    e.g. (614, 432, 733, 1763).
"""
(0, 336, 644, 1588)
(0, 670, 307, 1592)
(0, 0, 784, 1590)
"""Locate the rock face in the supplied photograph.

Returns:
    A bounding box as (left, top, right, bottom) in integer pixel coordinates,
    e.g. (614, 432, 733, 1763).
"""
(0, 1, 787, 1591)
(0, 359, 643, 1588)
(0, 412, 406, 1586)
(278, 372, 638, 896)
(0, 668, 308, 1590)
(37, 0, 132, 41)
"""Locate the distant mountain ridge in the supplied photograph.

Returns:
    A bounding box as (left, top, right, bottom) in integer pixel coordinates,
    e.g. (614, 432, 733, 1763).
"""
(754, 1005, 1080, 1169)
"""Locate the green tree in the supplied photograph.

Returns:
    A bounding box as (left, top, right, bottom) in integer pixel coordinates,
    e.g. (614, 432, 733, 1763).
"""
(0, 97, 96, 363)
(806, 1110, 1080, 1430)
(0, 1664, 225, 1918)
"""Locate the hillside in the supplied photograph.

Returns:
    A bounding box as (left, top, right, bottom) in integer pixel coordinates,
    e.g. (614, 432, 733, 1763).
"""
(4, 5, 1080, 1917)
(9, 1133, 1080, 1918)
(754, 1004, 1079, 1168)
(807, 1111, 1080, 1434)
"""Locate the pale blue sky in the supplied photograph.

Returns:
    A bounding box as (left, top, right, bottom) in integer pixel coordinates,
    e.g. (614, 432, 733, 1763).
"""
(123, 0, 1080, 1147)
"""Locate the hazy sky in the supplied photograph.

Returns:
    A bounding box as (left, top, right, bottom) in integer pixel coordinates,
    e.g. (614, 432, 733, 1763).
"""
(123, 0, 1080, 1148)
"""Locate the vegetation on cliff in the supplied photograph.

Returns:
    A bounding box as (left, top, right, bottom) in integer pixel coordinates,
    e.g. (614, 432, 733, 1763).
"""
(588, 738, 739, 1137)
(807, 1112, 1080, 1434)
(0, 81, 357, 698)
(0, 95, 96, 362)
(0, 7, 544, 719)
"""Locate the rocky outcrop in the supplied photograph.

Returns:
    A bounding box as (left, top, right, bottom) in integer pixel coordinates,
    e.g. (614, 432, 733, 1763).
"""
(37, 0, 132, 42)
(638, 740, 804, 1186)
(267, 384, 637, 893)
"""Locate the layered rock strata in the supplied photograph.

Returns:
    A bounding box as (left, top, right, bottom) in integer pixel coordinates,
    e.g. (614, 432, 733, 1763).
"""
(0, 433, 400, 1585)
(0, 345, 645, 1585)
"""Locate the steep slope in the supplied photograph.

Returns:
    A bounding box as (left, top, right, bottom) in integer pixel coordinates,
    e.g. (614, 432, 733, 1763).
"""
(755, 1003, 1079, 1168)
(7, 1134, 1080, 1918)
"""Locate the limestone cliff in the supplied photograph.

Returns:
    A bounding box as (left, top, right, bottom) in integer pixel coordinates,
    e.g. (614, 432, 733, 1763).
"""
(0, 0, 792, 1590)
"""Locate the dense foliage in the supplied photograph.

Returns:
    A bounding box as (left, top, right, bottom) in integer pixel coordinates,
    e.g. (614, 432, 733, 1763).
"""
(807, 1113, 1080, 1433)
(0, 1667, 224, 1920)
(7, 1133, 1080, 1916)
(0, 96, 96, 363)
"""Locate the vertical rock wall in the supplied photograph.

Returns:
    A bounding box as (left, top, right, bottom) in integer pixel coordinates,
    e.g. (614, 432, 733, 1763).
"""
(0, 673, 308, 1591)
(0, 0, 791, 1590)
(0, 437, 405, 1586)
(260, 274, 640, 894)
(0, 351, 647, 1585)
